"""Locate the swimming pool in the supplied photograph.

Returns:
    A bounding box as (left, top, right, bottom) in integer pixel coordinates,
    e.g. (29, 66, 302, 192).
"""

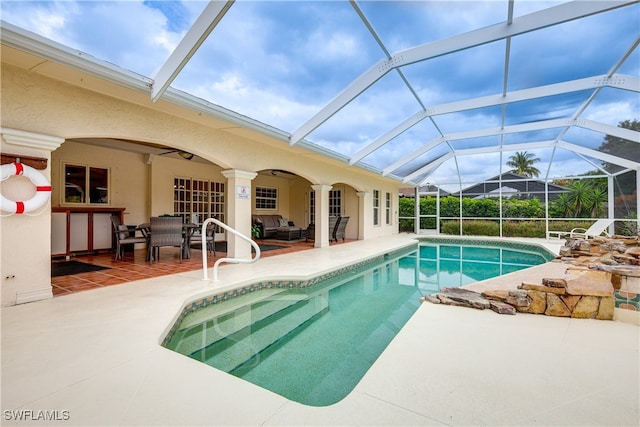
(163, 239, 554, 406)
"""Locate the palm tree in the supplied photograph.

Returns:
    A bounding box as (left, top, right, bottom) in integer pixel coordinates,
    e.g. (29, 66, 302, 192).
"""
(552, 193, 572, 217)
(567, 180, 593, 217)
(586, 187, 608, 218)
(506, 151, 541, 177)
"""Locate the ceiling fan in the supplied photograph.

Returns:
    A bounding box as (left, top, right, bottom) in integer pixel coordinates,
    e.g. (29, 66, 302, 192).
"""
(158, 149, 194, 160)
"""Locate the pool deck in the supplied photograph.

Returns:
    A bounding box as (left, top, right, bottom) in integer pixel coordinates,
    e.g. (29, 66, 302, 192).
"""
(2, 235, 638, 426)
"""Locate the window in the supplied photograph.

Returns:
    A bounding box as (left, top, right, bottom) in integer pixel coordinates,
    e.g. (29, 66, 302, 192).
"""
(309, 190, 315, 224)
(255, 186, 277, 210)
(373, 189, 380, 226)
(174, 178, 225, 227)
(329, 190, 342, 217)
(64, 163, 109, 205)
(309, 188, 342, 224)
(385, 192, 392, 225)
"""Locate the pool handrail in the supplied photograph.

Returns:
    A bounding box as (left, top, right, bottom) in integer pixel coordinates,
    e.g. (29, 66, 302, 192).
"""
(200, 217, 261, 282)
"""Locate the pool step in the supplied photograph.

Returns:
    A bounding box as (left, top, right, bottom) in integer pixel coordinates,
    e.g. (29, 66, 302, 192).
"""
(168, 289, 312, 355)
(175, 288, 303, 331)
(190, 295, 328, 373)
(170, 297, 299, 355)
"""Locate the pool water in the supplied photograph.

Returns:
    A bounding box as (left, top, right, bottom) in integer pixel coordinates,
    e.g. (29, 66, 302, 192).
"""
(164, 241, 554, 406)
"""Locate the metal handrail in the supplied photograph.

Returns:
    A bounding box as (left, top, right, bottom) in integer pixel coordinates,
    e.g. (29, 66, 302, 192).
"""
(200, 217, 261, 282)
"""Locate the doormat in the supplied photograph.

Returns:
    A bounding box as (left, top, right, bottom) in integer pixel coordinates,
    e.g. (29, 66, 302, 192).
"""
(255, 244, 289, 252)
(213, 242, 288, 252)
(52, 260, 110, 277)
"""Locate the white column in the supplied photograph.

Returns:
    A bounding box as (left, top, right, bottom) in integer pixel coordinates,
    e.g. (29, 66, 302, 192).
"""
(607, 175, 615, 236)
(311, 185, 332, 248)
(636, 168, 640, 231)
(413, 187, 419, 234)
(222, 169, 257, 260)
(357, 191, 370, 240)
(1, 128, 64, 306)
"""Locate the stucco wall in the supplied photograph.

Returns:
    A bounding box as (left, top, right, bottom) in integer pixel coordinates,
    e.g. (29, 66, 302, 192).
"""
(0, 136, 59, 306)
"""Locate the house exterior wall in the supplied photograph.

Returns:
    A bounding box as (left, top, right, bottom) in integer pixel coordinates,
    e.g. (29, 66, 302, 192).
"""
(0, 62, 402, 306)
(1, 131, 62, 306)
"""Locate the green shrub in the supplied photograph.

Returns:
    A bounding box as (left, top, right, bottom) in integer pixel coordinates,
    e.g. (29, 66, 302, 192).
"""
(441, 220, 499, 236)
(441, 220, 595, 238)
(400, 196, 598, 237)
(502, 221, 546, 237)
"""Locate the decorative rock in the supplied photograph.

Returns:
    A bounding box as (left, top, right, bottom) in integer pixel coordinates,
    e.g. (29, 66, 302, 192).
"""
(545, 293, 571, 317)
(571, 296, 600, 319)
(625, 246, 640, 257)
(437, 295, 467, 307)
(527, 290, 546, 314)
(437, 287, 491, 310)
(565, 271, 614, 297)
(422, 294, 440, 304)
(436, 294, 466, 307)
(519, 282, 565, 295)
(596, 297, 615, 320)
(560, 295, 581, 311)
(506, 294, 529, 307)
(611, 244, 628, 253)
(482, 289, 509, 301)
(578, 241, 591, 252)
(613, 254, 636, 264)
(489, 301, 516, 315)
(542, 278, 566, 288)
(509, 289, 528, 298)
(610, 274, 622, 290)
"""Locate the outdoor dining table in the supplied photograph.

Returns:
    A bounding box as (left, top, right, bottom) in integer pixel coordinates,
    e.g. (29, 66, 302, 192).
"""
(181, 223, 199, 259)
(144, 222, 200, 262)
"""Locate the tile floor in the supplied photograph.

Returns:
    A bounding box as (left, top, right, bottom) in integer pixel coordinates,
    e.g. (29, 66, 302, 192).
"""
(51, 238, 334, 296)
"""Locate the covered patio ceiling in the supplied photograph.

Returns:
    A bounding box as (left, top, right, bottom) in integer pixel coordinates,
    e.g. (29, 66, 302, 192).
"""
(1, 1, 638, 191)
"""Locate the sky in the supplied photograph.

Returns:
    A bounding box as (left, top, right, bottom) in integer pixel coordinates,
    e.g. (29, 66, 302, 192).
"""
(1, 0, 638, 189)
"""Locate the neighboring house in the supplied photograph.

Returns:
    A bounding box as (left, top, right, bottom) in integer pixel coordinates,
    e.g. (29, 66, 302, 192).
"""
(399, 185, 451, 198)
(460, 172, 569, 201)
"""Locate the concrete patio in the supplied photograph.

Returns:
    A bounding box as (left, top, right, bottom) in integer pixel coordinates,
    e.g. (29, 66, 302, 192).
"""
(2, 235, 638, 426)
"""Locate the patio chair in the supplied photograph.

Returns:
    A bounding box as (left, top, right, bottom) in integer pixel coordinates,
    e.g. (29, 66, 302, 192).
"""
(148, 216, 185, 263)
(547, 218, 614, 239)
(332, 216, 349, 242)
(190, 222, 216, 256)
(305, 223, 315, 242)
(110, 215, 147, 261)
(328, 216, 339, 242)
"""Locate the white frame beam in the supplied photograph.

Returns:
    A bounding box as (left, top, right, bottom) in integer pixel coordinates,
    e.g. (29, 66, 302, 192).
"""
(151, 0, 235, 102)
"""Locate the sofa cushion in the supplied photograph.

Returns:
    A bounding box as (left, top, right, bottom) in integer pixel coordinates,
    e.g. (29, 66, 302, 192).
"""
(278, 218, 290, 227)
(253, 214, 284, 234)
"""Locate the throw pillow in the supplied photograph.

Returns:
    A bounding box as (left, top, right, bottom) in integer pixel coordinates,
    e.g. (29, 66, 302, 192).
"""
(279, 218, 290, 227)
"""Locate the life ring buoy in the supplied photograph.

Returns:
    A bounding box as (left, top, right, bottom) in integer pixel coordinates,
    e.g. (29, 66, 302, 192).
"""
(0, 162, 52, 214)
